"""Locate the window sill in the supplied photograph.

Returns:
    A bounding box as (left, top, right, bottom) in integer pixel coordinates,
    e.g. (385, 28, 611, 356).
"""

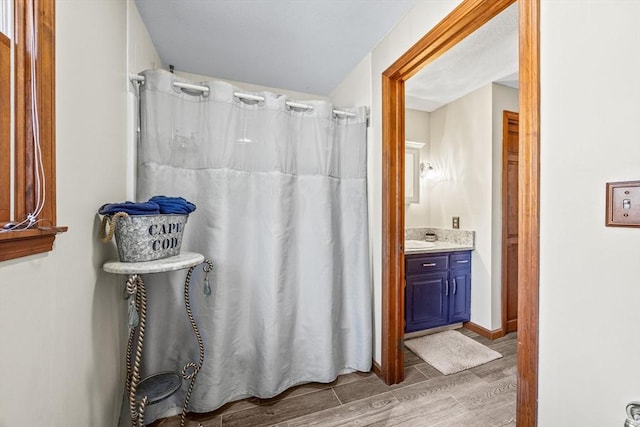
(0, 226, 68, 262)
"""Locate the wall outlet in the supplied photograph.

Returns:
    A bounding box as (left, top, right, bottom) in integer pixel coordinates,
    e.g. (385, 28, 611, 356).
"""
(452, 216, 460, 229)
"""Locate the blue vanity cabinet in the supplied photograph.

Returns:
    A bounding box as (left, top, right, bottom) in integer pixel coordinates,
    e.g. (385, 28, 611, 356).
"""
(405, 250, 472, 332)
(405, 271, 449, 332)
(449, 251, 472, 323)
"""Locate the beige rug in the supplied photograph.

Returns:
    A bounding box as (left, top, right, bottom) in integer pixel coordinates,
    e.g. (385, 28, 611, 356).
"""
(404, 330, 502, 375)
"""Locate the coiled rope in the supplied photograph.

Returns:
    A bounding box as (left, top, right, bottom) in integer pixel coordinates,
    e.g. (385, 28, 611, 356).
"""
(179, 260, 213, 427)
(99, 211, 129, 243)
(123, 274, 148, 426)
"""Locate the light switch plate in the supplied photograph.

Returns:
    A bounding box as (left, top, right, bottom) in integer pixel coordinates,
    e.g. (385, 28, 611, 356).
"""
(606, 180, 640, 227)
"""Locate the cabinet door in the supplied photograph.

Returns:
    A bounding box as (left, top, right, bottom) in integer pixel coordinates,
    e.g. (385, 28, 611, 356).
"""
(405, 272, 448, 332)
(449, 268, 471, 323)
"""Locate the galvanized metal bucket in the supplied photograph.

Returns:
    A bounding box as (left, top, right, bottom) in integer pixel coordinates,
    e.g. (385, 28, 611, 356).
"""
(112, 214, 189, 262)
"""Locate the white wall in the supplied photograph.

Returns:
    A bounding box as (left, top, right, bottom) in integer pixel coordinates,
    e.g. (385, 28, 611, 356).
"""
(330, 53, 372, 109)
(405, 108, 430, 143)
(127, 0, 162, 199)
(429, 84, 494, 329)
(0, 1, 129, 425)
(538, 1, 640, 424)
(405, 108, 432, 228)
(407, 84, 517, 331)
(127, 0, 161, 79)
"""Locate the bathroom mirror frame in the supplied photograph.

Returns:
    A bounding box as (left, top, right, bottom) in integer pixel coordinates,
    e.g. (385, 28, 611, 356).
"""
(404, 141, 424, 204)
(381, 0, 539, 425)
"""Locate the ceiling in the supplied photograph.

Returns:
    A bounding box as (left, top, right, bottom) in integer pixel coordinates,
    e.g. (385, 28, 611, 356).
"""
(406, 3, 519, 111)
(134, 1, 518, 107)
(134, 0, 416, 96)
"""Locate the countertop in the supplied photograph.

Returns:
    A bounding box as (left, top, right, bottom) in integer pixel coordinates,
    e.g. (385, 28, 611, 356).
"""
(405, 241, 474, 255)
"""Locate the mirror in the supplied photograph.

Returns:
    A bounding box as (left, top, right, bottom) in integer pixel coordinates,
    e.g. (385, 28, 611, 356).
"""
(405, 141, 424, 204)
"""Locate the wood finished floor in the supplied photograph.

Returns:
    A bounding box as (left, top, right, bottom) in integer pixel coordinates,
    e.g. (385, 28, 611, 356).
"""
(151, 329, 517, 427)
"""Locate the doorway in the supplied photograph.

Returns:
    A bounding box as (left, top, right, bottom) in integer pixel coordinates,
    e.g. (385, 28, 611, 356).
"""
(381, 0, 540, 425)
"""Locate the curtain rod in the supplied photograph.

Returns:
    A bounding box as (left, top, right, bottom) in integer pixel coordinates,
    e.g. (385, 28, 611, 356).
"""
(130, 74, 357, 118)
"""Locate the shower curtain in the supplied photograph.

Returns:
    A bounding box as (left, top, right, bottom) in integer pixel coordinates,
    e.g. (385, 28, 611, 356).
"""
(130, 69, 372, 423)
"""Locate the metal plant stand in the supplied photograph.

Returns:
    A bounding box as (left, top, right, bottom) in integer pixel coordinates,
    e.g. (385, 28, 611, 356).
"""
(104, 252, 213, 427)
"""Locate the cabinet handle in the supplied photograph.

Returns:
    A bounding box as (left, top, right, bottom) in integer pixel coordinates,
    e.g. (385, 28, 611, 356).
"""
(445, 280, 449, 296)
(422, 263, 437, 267)
(453, 278, 457, 294)
(456, 260, 469, 264)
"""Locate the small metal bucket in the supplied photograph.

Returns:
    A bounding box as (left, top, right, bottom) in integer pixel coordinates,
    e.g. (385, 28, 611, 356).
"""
(113, 214, 188, 262)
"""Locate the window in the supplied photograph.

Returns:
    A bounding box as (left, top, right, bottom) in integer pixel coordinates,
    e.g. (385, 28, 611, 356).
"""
(0, 0, 66, 262)
(1, 24, 9, 223)
(1, 0, 11, 222)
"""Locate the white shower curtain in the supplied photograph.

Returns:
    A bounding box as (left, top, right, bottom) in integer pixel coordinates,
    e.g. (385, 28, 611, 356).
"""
(130, 69, 372, 423)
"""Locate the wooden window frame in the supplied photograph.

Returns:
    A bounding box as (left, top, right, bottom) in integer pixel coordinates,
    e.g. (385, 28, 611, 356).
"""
(1, 30, 9, 223)
(0, 0, 66, 262)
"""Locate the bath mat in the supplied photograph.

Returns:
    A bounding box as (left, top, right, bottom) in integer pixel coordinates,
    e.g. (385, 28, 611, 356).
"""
(404, 330, 502, 375)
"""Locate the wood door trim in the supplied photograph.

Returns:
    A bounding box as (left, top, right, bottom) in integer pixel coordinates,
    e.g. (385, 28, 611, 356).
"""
(502, 110, 519, 335)
(517, 0, 540, 424)
(381, 0, 540, 425)
(381, 73, 405, 384)
(383, 0, 516, 81)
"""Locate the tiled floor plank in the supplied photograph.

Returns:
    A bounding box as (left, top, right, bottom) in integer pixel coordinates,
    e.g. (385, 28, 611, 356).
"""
(403, 346, 425, 368)
(287, 392, 399, 427)
(332, 365, 428, 405)
(470, 354, 517, 383)
(455, 376, 517, 411)
(433, 400, 516, 427)
(221, 388, 340, 427)
(150, 328, 517, 427)
(365, 396, 465, 427)
(412, 361, 444, 380)
(391, 370, 485, 403)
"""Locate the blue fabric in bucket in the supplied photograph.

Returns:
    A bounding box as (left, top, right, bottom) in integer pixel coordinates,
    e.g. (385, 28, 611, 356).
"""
(149, 196, 196, 214)
(98, 201, 160, 216)
(98, 196, 196, 216)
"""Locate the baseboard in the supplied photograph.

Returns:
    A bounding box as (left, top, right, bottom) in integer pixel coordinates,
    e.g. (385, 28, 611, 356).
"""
(372, 360, 382, 377)
(463, 321, 505, 340)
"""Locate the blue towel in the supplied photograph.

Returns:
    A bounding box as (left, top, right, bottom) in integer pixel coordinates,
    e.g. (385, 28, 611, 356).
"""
(149, 196, 197, 214)
(98, 201, 160, 216)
